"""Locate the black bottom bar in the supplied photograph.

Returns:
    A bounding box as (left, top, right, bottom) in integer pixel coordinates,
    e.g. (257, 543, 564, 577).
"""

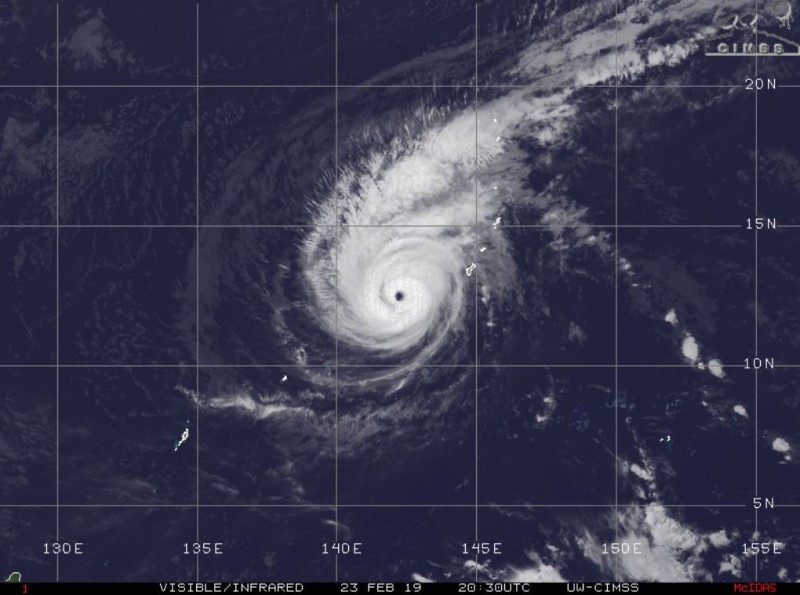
(0, 583, 790, 594)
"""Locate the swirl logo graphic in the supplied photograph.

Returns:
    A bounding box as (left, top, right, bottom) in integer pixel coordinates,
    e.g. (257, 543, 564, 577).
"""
(704, 0, 800, 55)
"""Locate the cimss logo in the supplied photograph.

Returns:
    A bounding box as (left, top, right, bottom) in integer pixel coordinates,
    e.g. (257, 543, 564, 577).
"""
(704, 0, 800, 56)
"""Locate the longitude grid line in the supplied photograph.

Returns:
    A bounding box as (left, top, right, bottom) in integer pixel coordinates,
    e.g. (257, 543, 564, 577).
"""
(195, 1, 200, 582)
(474, 2, 480, 582)
(754, 0, 759, 581)
(55, 0, 60, 582)
(614, 0, 620, 583)
(334, 3, 340, 583)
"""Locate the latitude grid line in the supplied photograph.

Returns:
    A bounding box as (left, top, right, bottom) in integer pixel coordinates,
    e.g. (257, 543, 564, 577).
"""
(0, 364, 762, 368)
(0, 503, 753, 509)
(7, 2, 792, 585)
(0, 224, 756, 228)
(0, 84, 757, 89)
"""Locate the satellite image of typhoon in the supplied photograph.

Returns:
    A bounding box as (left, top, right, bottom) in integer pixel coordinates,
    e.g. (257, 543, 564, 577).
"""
(2, 0, 800, 585)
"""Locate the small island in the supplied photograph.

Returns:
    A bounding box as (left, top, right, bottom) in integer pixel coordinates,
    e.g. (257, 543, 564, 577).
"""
(5, 572, 21, 582)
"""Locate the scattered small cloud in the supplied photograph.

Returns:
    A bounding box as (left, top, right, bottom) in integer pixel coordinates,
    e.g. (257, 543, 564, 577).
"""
(681, 333, 699, 363)
(707, 359, 725, 379)
(773, 437, 791, 454)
